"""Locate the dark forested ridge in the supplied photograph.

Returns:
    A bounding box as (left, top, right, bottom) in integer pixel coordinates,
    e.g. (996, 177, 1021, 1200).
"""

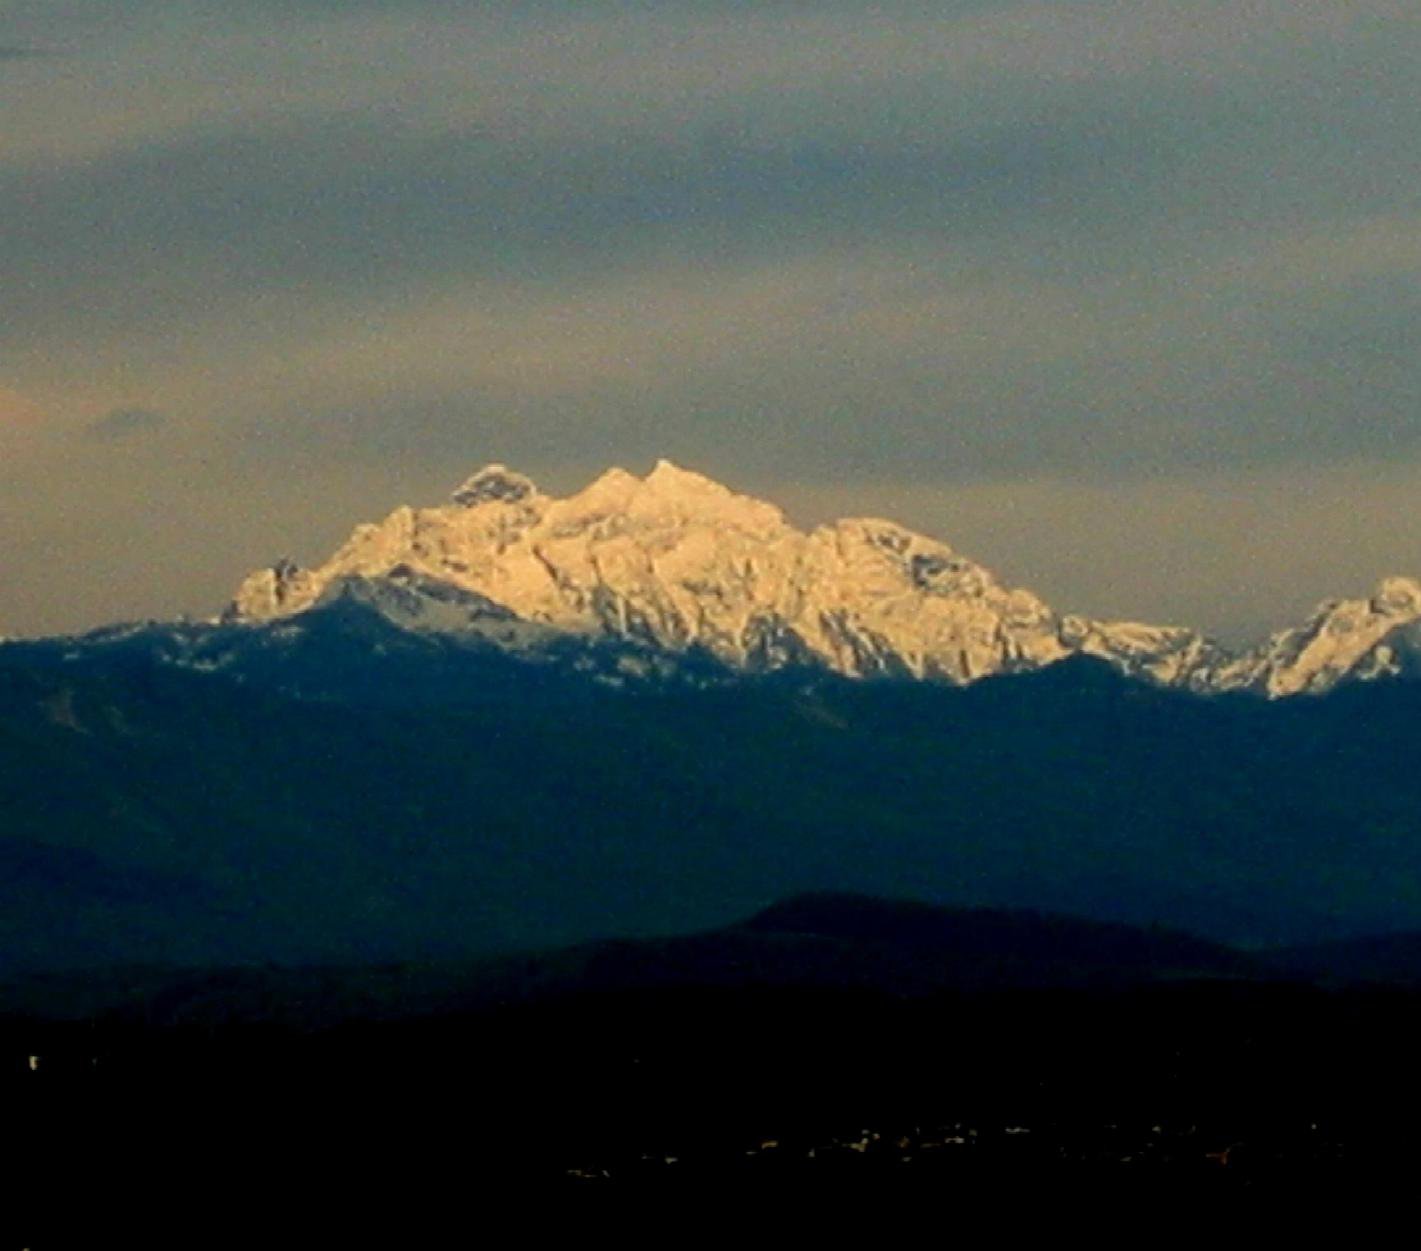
(9, 895, 1421, 1215)
(6, 630, 1421, 973)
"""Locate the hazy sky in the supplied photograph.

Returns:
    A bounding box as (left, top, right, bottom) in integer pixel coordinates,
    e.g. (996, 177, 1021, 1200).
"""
(3, 0, 1419, 642)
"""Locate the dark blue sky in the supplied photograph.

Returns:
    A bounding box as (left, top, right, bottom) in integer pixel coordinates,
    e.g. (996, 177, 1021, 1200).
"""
(3, 1, 1419, 639)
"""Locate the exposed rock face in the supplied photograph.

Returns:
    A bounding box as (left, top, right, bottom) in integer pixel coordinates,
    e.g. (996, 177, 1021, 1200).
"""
(227, 460, 1421, 696)
(226, 558, 317, 623)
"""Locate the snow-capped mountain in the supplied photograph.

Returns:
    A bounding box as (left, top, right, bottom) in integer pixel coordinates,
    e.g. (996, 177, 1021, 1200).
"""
(224, 460, 1192, 687)
(216, 459, 1421, 697)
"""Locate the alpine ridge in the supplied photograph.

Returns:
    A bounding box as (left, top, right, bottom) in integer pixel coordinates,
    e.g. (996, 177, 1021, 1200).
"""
(222, 460, 1421, 697)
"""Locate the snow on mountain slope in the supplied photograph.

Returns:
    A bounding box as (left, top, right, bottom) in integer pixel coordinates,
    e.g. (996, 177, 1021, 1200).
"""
(224, 461, 1421, 697)
(1060, 616, 1229, 690)
(1209, 577, 1421, 697)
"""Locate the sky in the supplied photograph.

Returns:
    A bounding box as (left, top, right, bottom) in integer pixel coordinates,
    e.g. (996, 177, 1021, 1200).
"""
(2, 0, 1419, 642)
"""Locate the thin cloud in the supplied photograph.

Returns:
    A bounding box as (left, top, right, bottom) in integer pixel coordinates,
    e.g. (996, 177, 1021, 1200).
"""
(83, 407, 168, 442)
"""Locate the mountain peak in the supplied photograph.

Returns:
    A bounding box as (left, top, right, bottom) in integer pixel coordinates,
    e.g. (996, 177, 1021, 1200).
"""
(644, 458, 719, 492)
(450, 464, 538, 508)
(1372, 576, 1421, 617)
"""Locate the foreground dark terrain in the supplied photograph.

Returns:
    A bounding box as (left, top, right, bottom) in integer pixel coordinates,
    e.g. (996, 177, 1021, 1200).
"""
(9, 895, 1421, 1230)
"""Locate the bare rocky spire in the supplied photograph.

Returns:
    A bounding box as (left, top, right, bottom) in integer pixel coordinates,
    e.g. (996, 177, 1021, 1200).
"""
(450, 465, 538, 507)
